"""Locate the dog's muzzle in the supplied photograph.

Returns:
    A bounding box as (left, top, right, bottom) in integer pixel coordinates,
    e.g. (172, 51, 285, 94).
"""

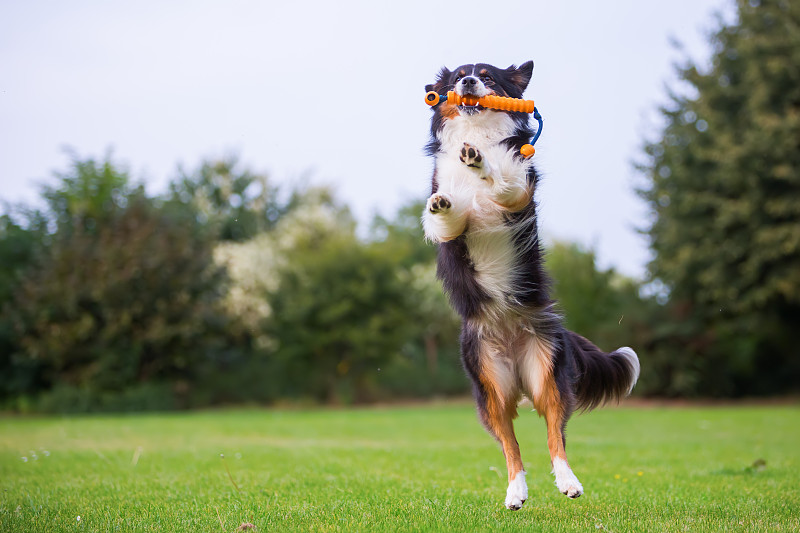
(457, 76, 486, 114)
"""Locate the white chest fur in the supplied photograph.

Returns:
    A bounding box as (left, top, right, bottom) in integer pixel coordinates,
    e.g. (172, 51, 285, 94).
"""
(428, 111, 534, 314)
(434, 111, 531, 216)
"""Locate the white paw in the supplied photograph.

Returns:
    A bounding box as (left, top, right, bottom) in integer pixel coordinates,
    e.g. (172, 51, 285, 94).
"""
(552, 458, 583, 499)
(426, 193, 452, 214)
(504, 471, 528, 510)
(459, 142, 484, 169)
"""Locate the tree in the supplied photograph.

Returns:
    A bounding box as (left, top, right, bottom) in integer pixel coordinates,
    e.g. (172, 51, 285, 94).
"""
(0, 214, 47, 401)
(40, 149, 133, 235)
(369, 200, 437, 267)
(638, 0, 800, 395)
(261, 192, 418, 403)
(167, 156, 283, 241)
(6, 194, 233, 407)
(1, 153, 250, 411)
(368, 201, 464, 397)
(0, 151, 136, 406)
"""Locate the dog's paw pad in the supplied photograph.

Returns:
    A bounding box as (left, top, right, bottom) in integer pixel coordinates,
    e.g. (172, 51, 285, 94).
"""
(427, 193, 452, 214)
(505, 499, 525, 511)
(459, 143, 483, 169)
(555, 477, 583, 499)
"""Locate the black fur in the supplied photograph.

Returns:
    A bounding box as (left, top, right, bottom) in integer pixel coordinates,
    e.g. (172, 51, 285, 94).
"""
(459, 323, 488, 420)
(436, 236, 491, 319)
(567, 332, 639, 411)
(504, 199, 549, 308)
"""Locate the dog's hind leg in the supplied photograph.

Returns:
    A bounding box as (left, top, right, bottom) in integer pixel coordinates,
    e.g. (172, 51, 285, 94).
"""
(539, 379, 582, 498)
(462, 326, 527, 510)
(519, 333, 583, 499)
(479, 375, 528, 510)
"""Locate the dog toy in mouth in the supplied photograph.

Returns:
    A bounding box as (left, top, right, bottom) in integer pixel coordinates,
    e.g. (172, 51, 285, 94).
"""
(424, 90, 543, 158)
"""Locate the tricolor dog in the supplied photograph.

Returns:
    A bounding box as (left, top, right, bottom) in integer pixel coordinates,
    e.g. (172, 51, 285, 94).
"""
(422, 61, 640, 510)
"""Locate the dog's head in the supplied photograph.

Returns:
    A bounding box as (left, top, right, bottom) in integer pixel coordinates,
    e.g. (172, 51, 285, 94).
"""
(425, 61, 533, 117)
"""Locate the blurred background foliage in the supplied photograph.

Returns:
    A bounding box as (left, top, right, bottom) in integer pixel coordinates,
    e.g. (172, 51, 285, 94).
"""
(0, 0, 797, 412)
(638, 0, 800, 396)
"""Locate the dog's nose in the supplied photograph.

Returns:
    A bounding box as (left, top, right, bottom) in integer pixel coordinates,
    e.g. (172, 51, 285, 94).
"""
(462, 76, 478, 88)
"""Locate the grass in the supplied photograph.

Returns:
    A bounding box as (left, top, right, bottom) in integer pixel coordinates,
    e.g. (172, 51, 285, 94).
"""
(1, 402, 799, 532)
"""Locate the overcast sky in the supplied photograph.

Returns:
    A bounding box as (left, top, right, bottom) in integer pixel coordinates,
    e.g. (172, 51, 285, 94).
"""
(0, 0, 733, 278)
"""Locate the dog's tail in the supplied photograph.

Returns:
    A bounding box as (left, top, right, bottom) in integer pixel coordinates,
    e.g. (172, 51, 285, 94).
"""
(564, 330, 640, 412)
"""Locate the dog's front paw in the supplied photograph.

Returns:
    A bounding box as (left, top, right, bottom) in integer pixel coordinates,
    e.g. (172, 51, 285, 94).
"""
(427, 193, 452, 214)
(504, 471, 528, 511)
(460, 143, 484, 170)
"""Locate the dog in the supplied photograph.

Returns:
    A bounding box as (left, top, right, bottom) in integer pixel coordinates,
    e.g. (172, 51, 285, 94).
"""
(421, 61, 640, 510)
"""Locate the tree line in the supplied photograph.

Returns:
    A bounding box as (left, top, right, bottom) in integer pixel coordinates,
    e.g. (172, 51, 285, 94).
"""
(0, 152, 650, 412)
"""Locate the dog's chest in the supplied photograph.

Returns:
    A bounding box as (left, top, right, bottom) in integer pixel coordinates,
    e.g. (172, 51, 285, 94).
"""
(435, 112, 522, 209)
(435, 113, 526, 311)
(438, 111, 516, 149)
(466, 226, 518, 309)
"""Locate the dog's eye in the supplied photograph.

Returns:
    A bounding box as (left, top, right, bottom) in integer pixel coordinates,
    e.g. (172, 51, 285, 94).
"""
(480, 75, 493, 83)
(455, 75, 463, 82)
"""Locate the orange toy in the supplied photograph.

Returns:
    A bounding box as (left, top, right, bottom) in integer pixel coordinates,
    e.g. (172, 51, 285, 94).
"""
(424, 91, 543, 158)
(425, 90, 536, 113)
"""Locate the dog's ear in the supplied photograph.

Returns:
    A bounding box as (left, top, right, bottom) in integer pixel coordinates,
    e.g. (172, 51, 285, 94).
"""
(506, 61, 534, 92)
(426, 66, 451, 93)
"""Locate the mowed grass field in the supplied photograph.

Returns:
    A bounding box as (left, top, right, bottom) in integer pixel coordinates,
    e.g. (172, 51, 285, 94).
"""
(1, 403, 798, 532)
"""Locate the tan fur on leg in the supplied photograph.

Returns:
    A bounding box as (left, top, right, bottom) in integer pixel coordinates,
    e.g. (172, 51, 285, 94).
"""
(477, 369, 529, 510)
(534, 370, 583, 498)
(477, 371, 523, 483)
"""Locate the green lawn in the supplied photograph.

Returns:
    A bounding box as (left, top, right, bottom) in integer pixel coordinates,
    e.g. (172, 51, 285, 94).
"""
(1, 403, 798, 532)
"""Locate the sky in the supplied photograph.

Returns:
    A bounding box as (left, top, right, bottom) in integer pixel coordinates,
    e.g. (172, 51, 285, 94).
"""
(0, 0, 734, 278)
